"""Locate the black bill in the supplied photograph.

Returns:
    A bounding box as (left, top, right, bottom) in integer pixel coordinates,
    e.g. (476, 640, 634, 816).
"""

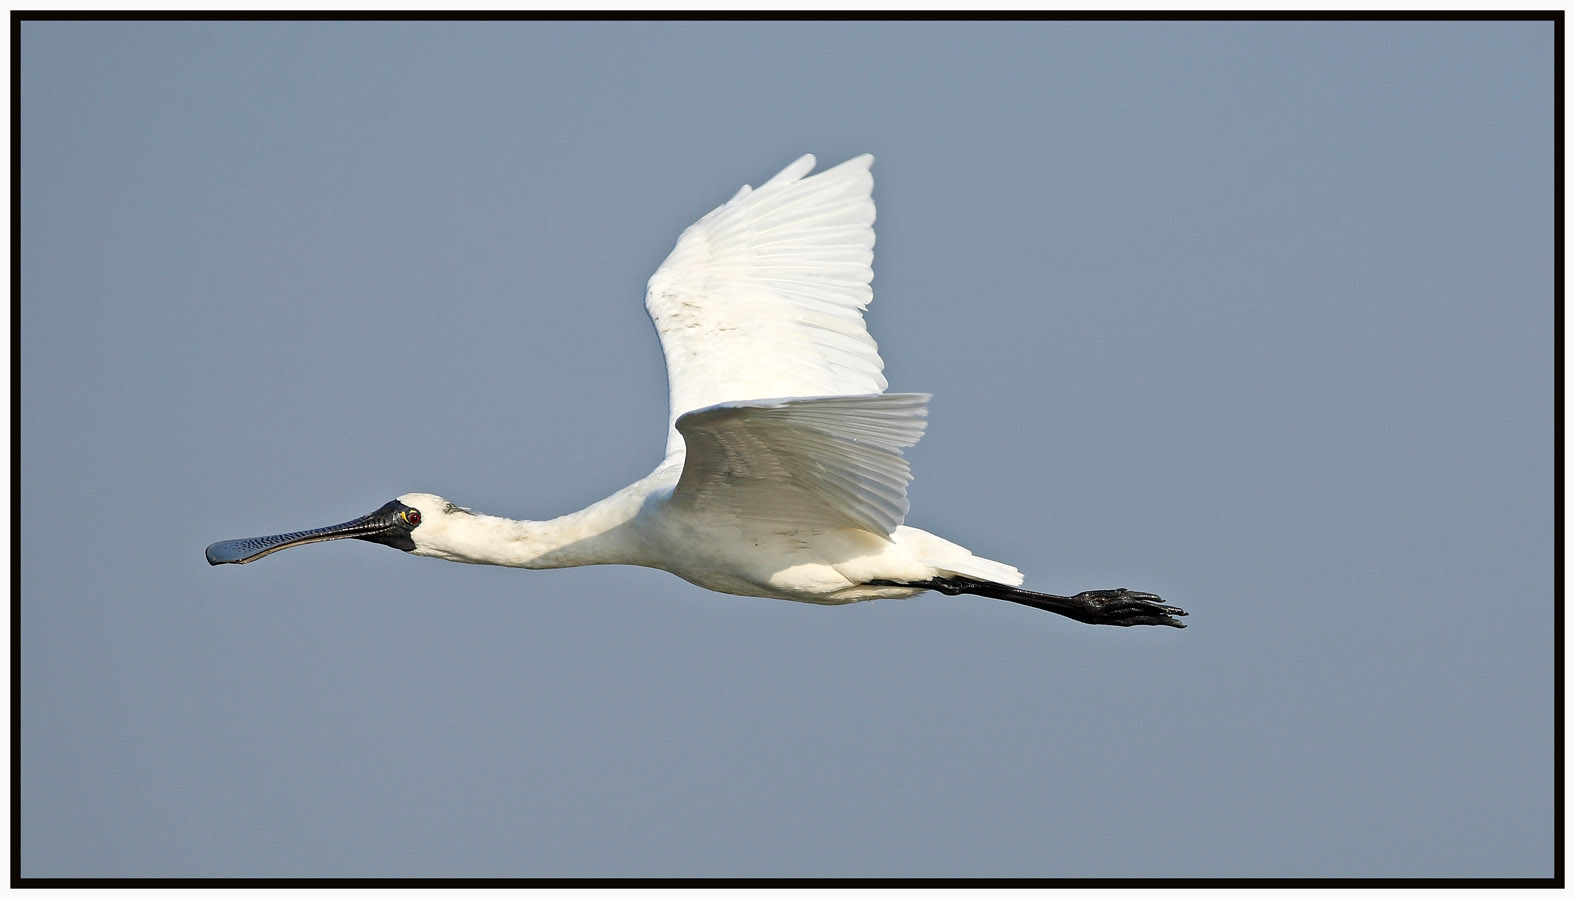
(206, 500, 420, 565)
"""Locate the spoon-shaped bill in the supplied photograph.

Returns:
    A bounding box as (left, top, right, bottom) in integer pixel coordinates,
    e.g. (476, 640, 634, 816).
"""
(205, 500, 419, 565)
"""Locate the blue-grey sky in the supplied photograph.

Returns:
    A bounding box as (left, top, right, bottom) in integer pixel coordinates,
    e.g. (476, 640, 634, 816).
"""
(21, 20, 1553, 878)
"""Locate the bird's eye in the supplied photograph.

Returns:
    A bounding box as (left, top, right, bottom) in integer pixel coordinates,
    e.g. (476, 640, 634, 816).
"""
(404, 510, 421, 526)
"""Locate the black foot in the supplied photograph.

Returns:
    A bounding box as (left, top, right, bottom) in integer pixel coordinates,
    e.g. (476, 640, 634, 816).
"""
(873, 577, 1188, 628)
(1053, 588, 1188, 628)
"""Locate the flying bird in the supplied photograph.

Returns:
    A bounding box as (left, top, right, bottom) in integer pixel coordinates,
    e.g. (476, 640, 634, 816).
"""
(207, 154, 1185, 628)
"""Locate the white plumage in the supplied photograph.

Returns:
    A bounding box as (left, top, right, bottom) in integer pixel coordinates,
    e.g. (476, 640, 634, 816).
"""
(207, 154, 1185, 627)
(646, 154, 887, 456)
(671, 393, 925, 536)
(423, 153, 1014, 599)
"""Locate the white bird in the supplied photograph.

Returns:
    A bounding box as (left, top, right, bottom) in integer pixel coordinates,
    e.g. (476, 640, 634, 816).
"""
(207, 154, 1184, 627)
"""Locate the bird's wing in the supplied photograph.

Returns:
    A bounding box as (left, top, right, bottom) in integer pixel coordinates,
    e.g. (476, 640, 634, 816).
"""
(669, 393, 928, 536)
(645, 154, 886, 458)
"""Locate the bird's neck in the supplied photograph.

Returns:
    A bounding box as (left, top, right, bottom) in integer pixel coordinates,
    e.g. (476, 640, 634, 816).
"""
(418, 482, 658, 570)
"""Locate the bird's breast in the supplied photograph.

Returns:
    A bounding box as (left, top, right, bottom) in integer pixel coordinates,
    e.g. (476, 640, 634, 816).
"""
(639, 505, 911, 603)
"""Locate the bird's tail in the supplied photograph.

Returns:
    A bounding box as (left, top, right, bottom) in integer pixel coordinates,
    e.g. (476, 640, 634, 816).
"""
(890, 525, 1024, 585)
(881, 527, 1185, 627)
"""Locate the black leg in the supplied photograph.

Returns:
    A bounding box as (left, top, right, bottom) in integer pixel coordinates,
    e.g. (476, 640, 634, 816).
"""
(873, 577, 1187, 628)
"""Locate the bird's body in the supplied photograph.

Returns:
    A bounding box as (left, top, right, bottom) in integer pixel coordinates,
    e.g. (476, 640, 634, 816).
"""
(208, 154, 1185, 628)
(391, 474, 1015, 606)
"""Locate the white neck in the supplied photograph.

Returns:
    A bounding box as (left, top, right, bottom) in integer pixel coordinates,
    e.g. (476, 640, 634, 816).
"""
(407, 481, 659, 570)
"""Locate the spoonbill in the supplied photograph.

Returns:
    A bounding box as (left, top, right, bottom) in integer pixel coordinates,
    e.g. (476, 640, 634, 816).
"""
(207, 154, 1185, 628)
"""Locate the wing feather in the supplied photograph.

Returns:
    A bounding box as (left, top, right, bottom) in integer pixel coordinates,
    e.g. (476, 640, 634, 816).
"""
(670, 394, 929, 537)
(645, 155, 886, 458)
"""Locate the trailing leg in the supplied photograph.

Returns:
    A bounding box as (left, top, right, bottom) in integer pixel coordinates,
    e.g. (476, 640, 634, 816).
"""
(873, 576, 1187, 628)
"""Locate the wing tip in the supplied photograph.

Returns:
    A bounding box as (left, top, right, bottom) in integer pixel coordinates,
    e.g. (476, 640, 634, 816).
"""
(765, 154, 818, 187)
(766, 152, 873, 187)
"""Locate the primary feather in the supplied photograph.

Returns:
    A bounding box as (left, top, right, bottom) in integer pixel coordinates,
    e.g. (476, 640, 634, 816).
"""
(645, 154, 886, 459)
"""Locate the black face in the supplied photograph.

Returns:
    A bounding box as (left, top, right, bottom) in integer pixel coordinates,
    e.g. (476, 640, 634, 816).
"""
(354, 500, 422, 552)
(205, 499, 422, 565)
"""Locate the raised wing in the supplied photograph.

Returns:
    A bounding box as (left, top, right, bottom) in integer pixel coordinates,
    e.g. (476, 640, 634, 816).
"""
(669, 393, 928, 537)
(646, 155, 886, 458)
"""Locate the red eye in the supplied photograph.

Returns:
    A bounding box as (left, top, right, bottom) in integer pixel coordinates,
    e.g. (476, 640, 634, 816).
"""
(405, 510, 421, 526)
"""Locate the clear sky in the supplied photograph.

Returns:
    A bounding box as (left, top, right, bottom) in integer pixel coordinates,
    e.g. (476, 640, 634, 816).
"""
(20, 19, 1553, 878)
